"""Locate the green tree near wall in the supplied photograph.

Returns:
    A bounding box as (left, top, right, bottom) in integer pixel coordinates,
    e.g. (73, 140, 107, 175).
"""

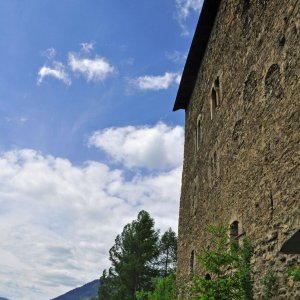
(136, 273, 176, 300)
(99, 210, 160, 300)
(158, 228, 177, 277)
(135, 228, 177, 300)
(191, 224, 253, 300)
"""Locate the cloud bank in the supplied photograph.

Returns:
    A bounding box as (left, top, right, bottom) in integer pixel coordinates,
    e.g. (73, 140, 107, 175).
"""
(0, 123, 183, 300)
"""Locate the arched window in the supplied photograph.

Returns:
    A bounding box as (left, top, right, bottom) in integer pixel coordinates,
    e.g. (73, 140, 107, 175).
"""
(211, 76, 221, 119)
(230, 221, 239, 245)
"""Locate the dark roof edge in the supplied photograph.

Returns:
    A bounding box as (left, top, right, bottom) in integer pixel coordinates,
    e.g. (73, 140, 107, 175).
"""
(173, 0, 222, 111)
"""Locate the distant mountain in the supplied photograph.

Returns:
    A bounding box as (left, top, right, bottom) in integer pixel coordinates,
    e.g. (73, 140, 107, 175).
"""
(0, 297, 10, 300)
(51, 279, 100, 300)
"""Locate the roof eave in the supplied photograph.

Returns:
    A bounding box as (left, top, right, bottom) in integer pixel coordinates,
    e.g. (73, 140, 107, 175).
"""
(173, 0, 222, 111)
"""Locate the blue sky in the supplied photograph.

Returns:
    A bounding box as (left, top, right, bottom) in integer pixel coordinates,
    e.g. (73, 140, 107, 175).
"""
(0, 1, 203, 299)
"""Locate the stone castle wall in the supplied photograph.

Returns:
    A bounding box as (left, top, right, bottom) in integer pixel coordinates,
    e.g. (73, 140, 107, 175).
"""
(177, 0, 299, 298)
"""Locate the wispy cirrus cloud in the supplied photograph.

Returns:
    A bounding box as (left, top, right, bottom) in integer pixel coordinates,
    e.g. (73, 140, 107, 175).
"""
(80, 42, 95, 53)
(68, 53, 115, 82)
(37, 61, 71, 86)
(176, 0, 203, 20)
(5, 116, 28, 123)
(42, 47, 57, 60)
(166, 50, 187, 64)
(175, 0, 203, 35)
(129, 72, 181, 91)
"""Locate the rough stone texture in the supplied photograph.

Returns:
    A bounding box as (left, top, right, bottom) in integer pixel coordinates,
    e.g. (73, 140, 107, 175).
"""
(177, 0, 300, 298)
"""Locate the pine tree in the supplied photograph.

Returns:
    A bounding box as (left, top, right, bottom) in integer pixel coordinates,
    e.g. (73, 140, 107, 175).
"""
(158, 228, 177, 277)
(99, 210, 160, 300)
(99, 268, 119, 300)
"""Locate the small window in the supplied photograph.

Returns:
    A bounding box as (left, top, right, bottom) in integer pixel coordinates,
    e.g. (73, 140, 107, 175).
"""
(215, 77, 220, 89)
(230, 221, 239, 242)
(190, 250, 195, 273)
(211, 77, 221, 119)
(211, 89, 217, 119)
(215, 77, 221, 105)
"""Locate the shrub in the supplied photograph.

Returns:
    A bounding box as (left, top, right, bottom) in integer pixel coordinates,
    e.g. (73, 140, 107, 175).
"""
(191, 224, 253, 300)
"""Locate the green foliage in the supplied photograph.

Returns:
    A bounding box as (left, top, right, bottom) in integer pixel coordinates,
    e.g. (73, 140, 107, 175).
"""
(237, 238, 253, 300)
(99, 211, 160, 300)
(136, 273, 176, 300)
(287, 265, 300, 282)
(261, 270, 278, 300)
(98, 268, 119, 300)
(158, 228, 177, 277)
(191, 224, 253, 300)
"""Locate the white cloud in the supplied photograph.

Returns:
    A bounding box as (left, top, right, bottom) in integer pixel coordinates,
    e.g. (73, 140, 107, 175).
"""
(38, 46, 115, 85)
(80, 42, 95, 53)
(68, 53, 115, 82)
(175, 0, 203, 35)
(176, 0, 202, 20)
(88, 122, 184, 171)
(130, 72, 181, 91)
(175, 73, 182, 85)
(0, 123, 183, 300)
(37, 61, 71, 85)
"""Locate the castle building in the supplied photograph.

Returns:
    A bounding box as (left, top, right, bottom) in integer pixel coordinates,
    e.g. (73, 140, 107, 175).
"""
(174, 0, 299, 298)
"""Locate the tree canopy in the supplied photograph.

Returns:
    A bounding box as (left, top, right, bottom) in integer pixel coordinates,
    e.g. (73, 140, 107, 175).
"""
(99, 210, 163, 300)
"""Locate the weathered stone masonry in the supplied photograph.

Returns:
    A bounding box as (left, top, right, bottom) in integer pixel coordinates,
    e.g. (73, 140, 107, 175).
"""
(174, 0, 299, 298)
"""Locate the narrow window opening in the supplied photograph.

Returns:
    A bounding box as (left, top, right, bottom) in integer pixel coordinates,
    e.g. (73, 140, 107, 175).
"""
(190, 250, 195, 273)
(230, 221, 239, 242)
(211, 88, 217, 119)
(215, 77, 221, 106)
(211, 77, 221, 119)
(196, 117, 201, 150)
(215, 77, 220, 89)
